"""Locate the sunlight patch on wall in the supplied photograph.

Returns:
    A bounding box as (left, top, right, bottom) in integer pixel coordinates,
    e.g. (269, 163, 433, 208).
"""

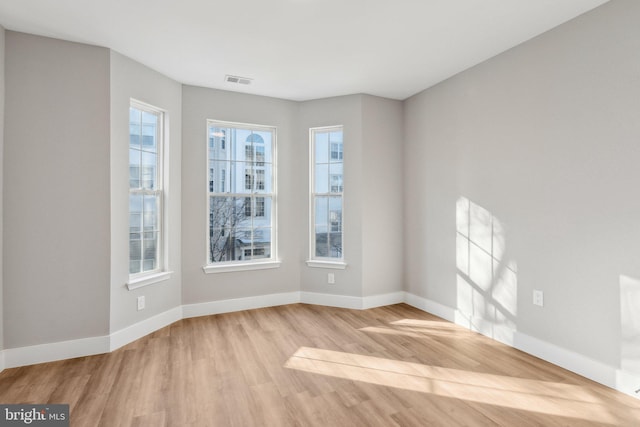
(456, 197, 517, 344)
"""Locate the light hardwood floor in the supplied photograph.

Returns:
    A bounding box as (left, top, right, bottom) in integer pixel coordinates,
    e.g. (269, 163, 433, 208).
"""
(1, 303, 639, 426)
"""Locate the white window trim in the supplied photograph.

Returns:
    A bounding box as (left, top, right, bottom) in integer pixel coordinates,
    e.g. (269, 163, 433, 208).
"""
(308, 125, 346, 266)
(127, 271, 173, 290)
(305, 260, 347, 270)
(128, 99, 170, 287)
(204, 120, 279, 271)
(203, 260, 281, 274)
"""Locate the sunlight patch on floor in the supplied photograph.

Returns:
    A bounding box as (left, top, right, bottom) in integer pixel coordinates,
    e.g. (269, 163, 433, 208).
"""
(285, 347, 625, 425)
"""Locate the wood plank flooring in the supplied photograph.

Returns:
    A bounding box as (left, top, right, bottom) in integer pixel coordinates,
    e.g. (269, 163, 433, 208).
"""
(1, 303, 639, 426)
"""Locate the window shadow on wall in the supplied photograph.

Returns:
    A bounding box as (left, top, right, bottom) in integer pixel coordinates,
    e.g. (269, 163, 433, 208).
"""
(456, 197, 518, 345)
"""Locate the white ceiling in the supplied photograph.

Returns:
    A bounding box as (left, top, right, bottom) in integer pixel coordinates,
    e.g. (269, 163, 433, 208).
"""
(0, 0, 608, 101)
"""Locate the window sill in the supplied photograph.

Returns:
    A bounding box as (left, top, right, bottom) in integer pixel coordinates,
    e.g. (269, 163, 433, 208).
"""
(306, 260, 347, 270)
(127, 271, 173, 290)
(203, 260, 282, 274)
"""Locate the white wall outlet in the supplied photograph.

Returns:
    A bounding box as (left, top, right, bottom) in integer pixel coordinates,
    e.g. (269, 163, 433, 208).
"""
(533, 290, 544, 307)
(137, 295, 145, 311)
(328, 273, 335, 284)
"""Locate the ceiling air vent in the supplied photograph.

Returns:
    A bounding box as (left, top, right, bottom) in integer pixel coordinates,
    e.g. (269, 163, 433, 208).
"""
(225, 75, 253, 85)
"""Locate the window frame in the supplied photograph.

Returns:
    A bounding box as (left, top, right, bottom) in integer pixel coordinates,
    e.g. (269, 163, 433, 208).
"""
(307, 125, 347, 269)
(127, 100, 171, 288)
(203, 120, 280, 273)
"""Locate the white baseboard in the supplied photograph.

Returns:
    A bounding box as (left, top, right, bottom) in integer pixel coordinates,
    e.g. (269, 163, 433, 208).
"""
(616, 369, 640, 398)
(182, 291, 301, 318)
(403, 292, 635, 398)
(3, 335, 109, 369)
(363, 291, 405, 309)
(403, 292, 456, 322)
(513, 330, 617, 389)
(1, 290, 402, 370)
(110, 306, 183, 351)
(2, 288, 637, 401)
(300, 291, 363, 309)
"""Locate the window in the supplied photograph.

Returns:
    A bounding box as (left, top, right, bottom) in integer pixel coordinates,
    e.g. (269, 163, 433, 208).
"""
(129, 102, 164, 277)
(207, 121, 276, 267)
(310, 126, 344, 261)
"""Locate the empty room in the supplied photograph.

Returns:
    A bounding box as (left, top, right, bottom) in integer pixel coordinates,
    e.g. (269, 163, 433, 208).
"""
(1, 0, 640, 425)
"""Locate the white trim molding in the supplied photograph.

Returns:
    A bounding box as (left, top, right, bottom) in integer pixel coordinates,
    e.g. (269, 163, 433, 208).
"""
(306, 260, 347, 270)
(110, 306, 183, 351)
(616, 369, 640, 398)
(3, 335, 110, 370)
(183, 291, 300, 318)
(126, 271, 173, 290)
(403, 291, 633, 399)
(300, 291, 362, 309)
(362, 291, 405, 309)
(513, 330, 617, 389)
(403, 292, 456, 322)
(203, 260, 282, 274)
(2, 288, 636, 403)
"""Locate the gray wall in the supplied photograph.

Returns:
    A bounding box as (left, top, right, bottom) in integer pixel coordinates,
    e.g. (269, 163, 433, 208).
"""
(298, 94, 404, 299)
(181, 86, 301, 303)
(361, 95, 404, 297)
(109, 52, 182, 332)
(404, 0, 640, 368)
(4, 32, 110, 347)
(299, 95, 364, 297)
(0, 25, 5, 352)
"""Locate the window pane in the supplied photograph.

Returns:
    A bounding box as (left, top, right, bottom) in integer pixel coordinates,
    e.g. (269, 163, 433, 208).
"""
(315, 131, 329, 164)
(129, 148, 141, 188)
(208, 126, 228, 160)
(129, 211, 141, 233)
(315, 164, 329, 193)
(130, 193, 142, 219)
(129, 260, 141, 275)
(141, 151, 157, 190)
(315, 231, 329, 258)
(143, 195, 158, 231)
(254, 197, 266, 219)
(129, 235, 141, 274)
(252, 227, 271, 260)
(209, 228, 234, 262)
(329, 131, 343, 162)
(244, 166, 253, 191)
(329, 232, 343, 258)
(129, 108, 141, 149)
(141, 111, 158, 151)
(143, 232, 158, 270)
(329, 163, 343, 193)
(211, 160, 230, 193)
(315, 197, 328, 229)
(255, 145, 266, 166)
(234, 197, 252, 229)
(210, 196, 233, 229)
(329, 196, 342, 232)
(254, 166, 271, 193)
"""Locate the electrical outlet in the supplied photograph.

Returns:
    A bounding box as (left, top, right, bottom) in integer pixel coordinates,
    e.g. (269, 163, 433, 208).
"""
(533, 290, 544, 307)
(137, 296, 145, 311)
(328, 273, 335, 284)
